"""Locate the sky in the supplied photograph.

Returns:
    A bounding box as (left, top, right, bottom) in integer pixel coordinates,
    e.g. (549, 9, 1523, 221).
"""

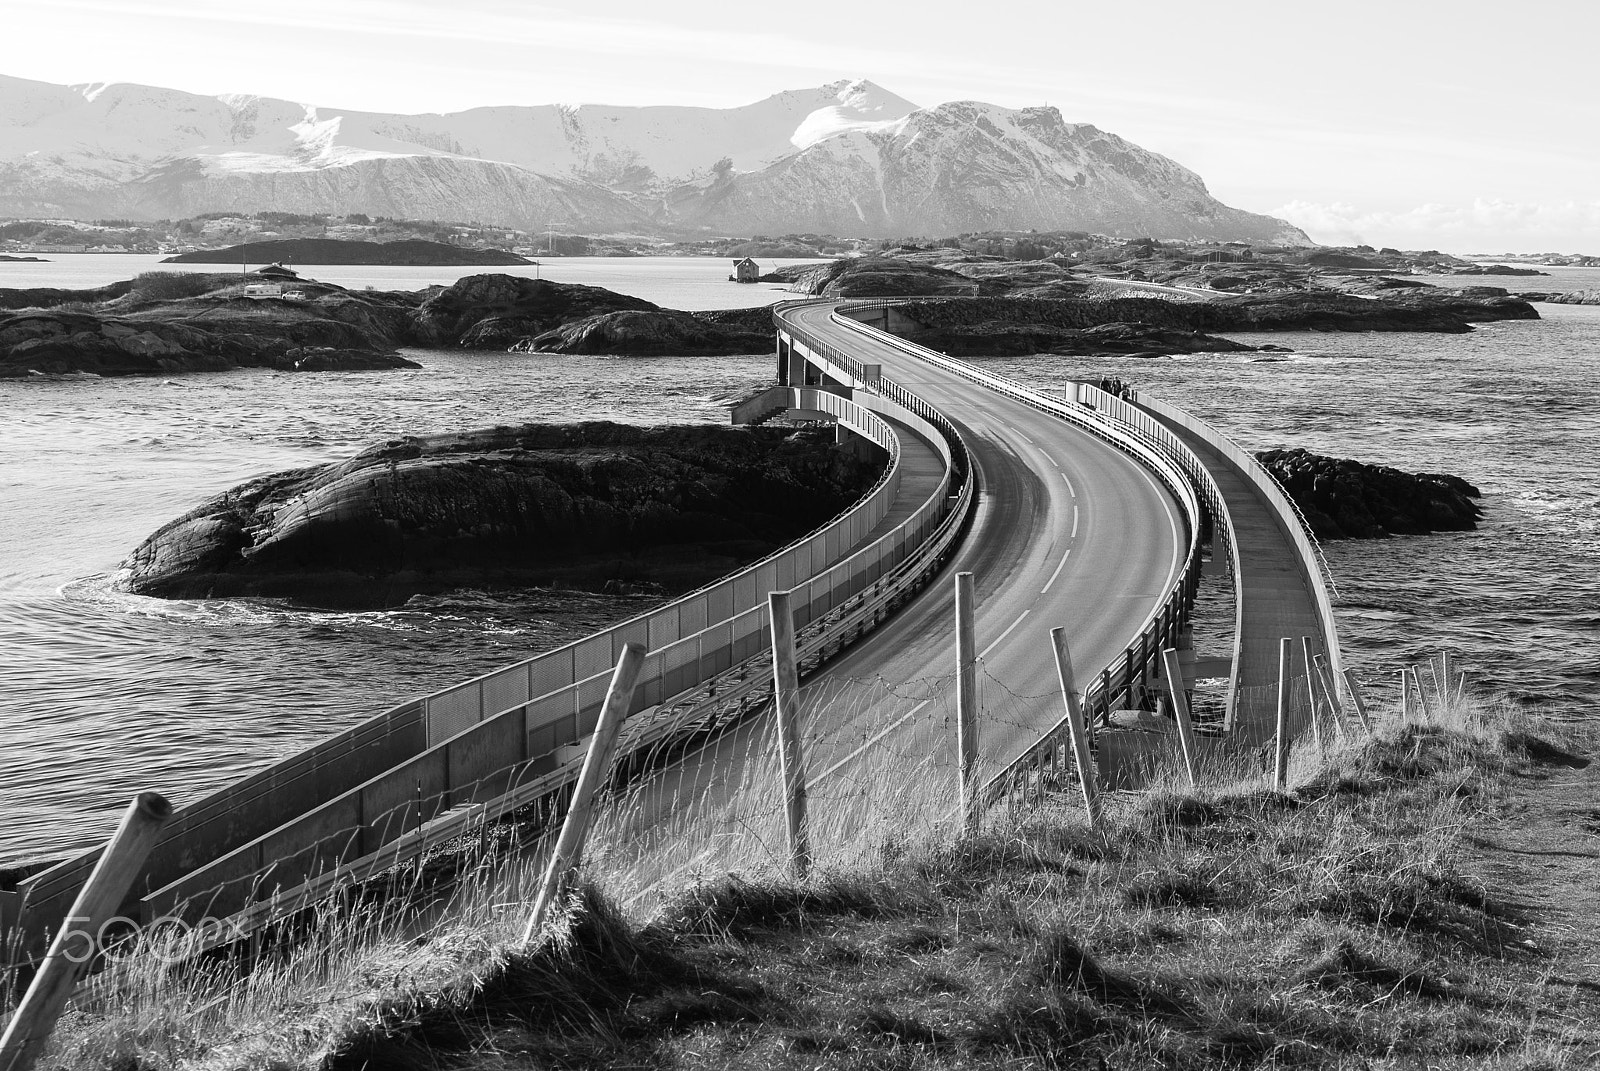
(4, 0, 1597, 253)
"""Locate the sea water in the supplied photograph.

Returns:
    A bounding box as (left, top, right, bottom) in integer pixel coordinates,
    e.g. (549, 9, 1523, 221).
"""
(1, 261, 1595, 863)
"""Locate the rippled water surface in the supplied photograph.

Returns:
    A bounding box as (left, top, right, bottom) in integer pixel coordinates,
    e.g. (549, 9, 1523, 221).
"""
(2, 263, 1596, 863)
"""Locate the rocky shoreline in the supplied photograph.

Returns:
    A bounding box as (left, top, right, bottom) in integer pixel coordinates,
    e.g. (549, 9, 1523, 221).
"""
(118, 422, 886, 608)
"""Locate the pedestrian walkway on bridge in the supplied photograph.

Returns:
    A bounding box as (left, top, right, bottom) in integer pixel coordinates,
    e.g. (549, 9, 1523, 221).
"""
(1142, 406, 1330, 744)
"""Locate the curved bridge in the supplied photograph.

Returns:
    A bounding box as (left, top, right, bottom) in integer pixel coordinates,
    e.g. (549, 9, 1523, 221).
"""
(3, 298, 1342, 963)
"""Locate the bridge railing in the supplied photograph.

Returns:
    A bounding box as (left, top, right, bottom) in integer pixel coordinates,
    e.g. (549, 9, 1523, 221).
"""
(1072, 383, 1245, 710)
(8, 380, 958, 960)
(66, 385, 978, 943)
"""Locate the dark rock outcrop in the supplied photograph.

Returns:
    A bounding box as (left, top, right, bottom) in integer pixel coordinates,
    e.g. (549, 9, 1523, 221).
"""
(118, 422, 886, 608)
(412, 274, 657, 348)
(515, 308, 772, 355)
(788, 257, 983, 298)
(288, 347, 422, 371)
(1255, 447, 1482, 539)
(888, 289, 1537, 340)
(0, 284, 420, 376)
(892, 318, 1257, 358)
(1448, 264, 1548, 277)
(0, 280, 135, 310)
(163, 238, 531, 266)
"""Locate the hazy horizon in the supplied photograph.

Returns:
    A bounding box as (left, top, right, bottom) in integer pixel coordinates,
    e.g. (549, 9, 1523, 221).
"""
(4, 0, 1595, 254)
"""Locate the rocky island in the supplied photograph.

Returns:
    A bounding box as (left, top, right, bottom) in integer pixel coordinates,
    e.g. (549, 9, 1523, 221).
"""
(118, 422, 886, 608)
(0, 273, 778, 376)
(1256, 447, 1482, 539)
(163, 238, 533, 266)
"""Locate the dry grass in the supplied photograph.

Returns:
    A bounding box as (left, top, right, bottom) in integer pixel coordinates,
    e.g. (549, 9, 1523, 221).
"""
(22, 676, 1597, 1070)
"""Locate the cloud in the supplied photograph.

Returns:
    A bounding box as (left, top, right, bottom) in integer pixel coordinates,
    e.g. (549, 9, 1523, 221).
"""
(1273, 198, 1600, 253)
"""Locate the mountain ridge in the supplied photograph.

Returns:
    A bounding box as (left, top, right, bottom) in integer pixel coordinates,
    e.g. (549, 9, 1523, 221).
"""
(0, 73, 1310, 243)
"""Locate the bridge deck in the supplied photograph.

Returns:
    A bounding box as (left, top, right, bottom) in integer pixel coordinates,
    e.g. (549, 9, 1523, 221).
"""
(1148, 413, 1327, 742)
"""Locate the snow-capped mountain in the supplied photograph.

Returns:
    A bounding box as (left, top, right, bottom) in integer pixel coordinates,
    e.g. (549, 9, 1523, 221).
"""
(0, 74, 1309, 242)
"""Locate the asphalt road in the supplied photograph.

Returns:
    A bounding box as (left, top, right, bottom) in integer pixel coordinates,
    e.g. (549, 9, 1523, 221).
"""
(599, 303, 1185, 886)
(785, 302, 1185, 781)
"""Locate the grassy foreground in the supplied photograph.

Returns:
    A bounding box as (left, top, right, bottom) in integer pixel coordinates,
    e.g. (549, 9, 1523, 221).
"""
(32, 690, 1600, 1070)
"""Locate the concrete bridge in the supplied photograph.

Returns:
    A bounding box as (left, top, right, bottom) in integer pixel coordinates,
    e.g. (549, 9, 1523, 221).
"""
(2, 298, 1341, 965)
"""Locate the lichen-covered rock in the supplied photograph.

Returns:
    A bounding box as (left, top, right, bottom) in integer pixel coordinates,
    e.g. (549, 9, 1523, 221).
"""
(1256, 447, 1482, 539)
(118, 422, 886, 608)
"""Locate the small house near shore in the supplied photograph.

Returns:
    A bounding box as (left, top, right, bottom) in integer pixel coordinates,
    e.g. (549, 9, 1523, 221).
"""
(730, 257, 760, 283)
(254, 263, 299, 280)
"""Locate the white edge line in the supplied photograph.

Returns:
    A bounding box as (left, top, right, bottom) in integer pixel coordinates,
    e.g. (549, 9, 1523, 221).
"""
(1040, 548, 1072, 595)
(979, 608, 1031, 660)
(815, 699, 931, 782)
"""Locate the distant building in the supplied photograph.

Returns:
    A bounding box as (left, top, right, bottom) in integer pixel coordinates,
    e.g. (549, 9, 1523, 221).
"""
(255, 263, 299, 279)
(731, 257, 760, 283)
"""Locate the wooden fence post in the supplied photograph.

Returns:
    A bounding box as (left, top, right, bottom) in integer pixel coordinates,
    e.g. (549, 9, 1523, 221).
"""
(1311, 653, 1350, 739)
(954, 571, 980, 836)
(1, 792, 172, 1071)
(522, 643, 645, 945)
(1049, 628, 1101, 829)
(1299, 637, 1324, 751)
(768, 590, 812, 880)
(1409, 666, 1433, 722)
(1273, 637, 1293, 790)
(1400, 668, 1411, 721)
(1159, 647, 1199, 787)
(1342, 669, 1374, 735)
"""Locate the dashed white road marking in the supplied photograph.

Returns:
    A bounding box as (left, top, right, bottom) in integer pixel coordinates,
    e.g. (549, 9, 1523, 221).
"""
(1040, 547, 1073, 595)
(1061, 472, 1077, 497)
(1071, 504, 1080, 538)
